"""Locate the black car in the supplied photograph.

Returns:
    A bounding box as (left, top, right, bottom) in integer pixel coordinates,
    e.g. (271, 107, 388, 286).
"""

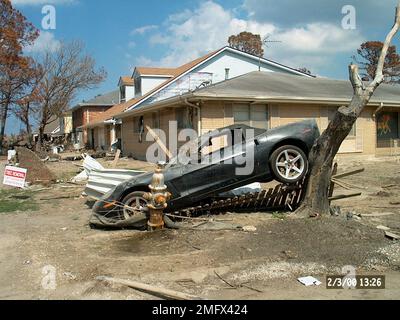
(93, 119, 320, 219)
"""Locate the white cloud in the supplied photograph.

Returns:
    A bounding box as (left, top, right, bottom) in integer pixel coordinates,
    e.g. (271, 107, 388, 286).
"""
(11, 0, 76, 6)
(131, 25, 158, 35)
(135, 0, 364, 73)
(264, 23, 364, 71)
(25, 31, 60, 53)
(144, 1, 275, 67)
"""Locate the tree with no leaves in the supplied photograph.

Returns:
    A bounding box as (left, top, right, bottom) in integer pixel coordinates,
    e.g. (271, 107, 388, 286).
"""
(0, 0, 39, 152)
(33, 41, 107, 148)
(228, 31, 264, 57)
(296, 2, 400, 218)
(353, 41, 400, 84)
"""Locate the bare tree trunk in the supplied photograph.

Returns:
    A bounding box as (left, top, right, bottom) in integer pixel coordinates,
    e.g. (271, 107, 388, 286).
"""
(297, 3, 400, 217)
(36, 124, 45, 151)
(0, 100, 10, 154)
(298, 96, 368, 216)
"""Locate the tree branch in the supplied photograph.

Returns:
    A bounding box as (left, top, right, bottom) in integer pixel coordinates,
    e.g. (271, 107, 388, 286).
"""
(349, 64, 365, 93)
(369, 1, 400, 89)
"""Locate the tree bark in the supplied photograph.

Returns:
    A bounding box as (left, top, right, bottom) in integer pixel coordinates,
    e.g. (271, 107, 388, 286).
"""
(297, 103, 364, 217)
(0, 100, 10, 153)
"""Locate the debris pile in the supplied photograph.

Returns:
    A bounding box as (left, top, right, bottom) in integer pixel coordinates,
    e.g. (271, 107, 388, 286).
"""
(14, 147, 56, 185)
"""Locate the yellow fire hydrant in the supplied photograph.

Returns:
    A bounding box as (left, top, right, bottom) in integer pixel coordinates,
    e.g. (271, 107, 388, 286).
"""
(144, 162, 171, 231)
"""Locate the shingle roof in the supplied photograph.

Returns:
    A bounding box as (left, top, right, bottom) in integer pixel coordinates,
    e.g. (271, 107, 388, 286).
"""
(70, 90, 119, 112)
(135, 67, 178, 77)
(188, 71, 400, 105)
(119, 76, 134, 86)
(116, 71, 400, 119)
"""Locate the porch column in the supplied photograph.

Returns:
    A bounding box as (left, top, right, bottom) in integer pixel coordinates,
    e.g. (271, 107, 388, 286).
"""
(110, 125, 116, 144)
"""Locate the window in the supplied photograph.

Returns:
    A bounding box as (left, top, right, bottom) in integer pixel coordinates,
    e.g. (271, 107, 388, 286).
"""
(233, 104, 269, 130)
(176, 108, 187, 129)
(120, 86, 126, 102)
(135, 77, 142, 96)
(133, 116, 144, 133)
(377, 112, 399, 140)
(328, 107, 356, 137)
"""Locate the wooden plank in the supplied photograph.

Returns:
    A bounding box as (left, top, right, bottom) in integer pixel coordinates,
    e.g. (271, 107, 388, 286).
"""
(328, 193, 362, 201)
(146, 125, 173, 159)
(260, 188, 273, 208)
(111, 149, 121, 168)
(329, 163, 338, 199)
(332, 168, 364, 180)
(97, 276, 202, 300)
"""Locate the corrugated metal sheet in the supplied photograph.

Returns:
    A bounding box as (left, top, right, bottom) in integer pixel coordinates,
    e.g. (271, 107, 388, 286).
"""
(84, 169, 145, 200)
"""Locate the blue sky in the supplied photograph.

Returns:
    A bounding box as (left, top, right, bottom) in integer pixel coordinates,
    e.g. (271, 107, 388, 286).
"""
(7, 0, 400, 133)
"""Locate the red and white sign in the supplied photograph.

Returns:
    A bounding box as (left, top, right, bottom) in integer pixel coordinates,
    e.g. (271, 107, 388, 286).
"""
(3, 166, 27, 188)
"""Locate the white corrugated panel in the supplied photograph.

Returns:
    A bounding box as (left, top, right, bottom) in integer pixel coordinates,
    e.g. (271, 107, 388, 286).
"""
(85, 169, 146, 200)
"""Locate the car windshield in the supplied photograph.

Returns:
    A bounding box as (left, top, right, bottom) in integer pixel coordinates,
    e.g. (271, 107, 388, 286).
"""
(169, 127, 248, 166)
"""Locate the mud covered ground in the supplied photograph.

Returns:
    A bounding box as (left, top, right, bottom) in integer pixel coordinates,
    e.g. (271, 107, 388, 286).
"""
(0, 155, 399, 300)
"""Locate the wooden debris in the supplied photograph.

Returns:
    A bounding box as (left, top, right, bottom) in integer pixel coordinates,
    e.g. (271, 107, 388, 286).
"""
(331, 178, 351, 190)
(111, 149, 121, 168)
(96, 276, 202, 300)
(332, 168, 365, 180)
(214, 271, 262, 293)
(328, 163, 338, 201)
(385, 231, 400, 240)
(146, 125, 173, 160)
(40, 194, 80, 201)
(382, 184, 396, 189)
(377, 225, 390, 231)
(328, 193, 362, 201)
(362, 212, 395, 217)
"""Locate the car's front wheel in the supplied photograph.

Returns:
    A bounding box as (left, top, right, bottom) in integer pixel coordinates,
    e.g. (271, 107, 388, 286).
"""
(121, 191, 148, 220)
(270, 145, 308, 184)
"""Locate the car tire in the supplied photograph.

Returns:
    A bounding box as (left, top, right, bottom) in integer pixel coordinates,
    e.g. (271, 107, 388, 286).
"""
(121, 191, 148, 220)
(269, 145, 308, 184)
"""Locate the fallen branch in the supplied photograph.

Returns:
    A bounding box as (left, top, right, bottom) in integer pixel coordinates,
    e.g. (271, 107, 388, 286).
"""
(331, 178, 351, 190)
(332, 178, 366, 190)
(328, 193, 362, 201)
(214, 271, 262, 293)
(332, 168, 365, 180)
(382, 184, 396, 189)
(96, 276, 202, 300)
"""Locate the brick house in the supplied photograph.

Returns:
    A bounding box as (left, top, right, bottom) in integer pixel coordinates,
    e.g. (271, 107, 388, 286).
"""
(70, 90, 119, 148)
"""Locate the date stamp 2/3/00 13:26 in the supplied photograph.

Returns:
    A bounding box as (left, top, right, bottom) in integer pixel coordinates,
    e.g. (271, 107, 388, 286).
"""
(326, 275, 386, 289)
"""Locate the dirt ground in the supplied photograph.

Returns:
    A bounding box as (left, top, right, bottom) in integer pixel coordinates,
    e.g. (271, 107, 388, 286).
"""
(0, 154, 399, 300)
